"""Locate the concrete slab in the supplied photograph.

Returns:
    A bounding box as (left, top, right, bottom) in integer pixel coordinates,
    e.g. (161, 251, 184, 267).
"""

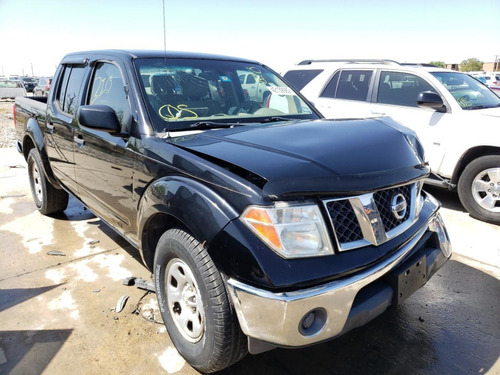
(426, 186, 500, 278)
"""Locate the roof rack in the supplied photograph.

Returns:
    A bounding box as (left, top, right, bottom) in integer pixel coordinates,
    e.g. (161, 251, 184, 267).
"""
(400, 63, 439, 67)
(298, 59, 401, 66)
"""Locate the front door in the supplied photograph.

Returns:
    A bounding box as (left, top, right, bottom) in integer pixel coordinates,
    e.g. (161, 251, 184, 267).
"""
(73, 60, 137, 239)
(369, 70, 451, 172)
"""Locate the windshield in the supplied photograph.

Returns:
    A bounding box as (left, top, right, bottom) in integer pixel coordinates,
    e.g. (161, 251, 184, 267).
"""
(134, 58, 317, 132)
(0, 80, 22, 88)
(431, 71, 500, 109)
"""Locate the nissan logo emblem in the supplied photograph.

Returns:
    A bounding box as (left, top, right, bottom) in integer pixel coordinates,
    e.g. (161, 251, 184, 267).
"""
(391, 193, 407, 220)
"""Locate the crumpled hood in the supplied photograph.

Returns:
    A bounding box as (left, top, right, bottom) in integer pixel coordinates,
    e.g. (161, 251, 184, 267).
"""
(168, 117, 428, 197)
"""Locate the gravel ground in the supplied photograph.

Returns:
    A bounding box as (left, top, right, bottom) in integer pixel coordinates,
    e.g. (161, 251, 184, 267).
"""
(0, 100, 16, 148)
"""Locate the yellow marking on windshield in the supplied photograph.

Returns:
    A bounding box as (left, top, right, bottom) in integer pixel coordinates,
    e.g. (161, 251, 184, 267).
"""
(159, 104, 198, 120)
(90, 76, 112, 104)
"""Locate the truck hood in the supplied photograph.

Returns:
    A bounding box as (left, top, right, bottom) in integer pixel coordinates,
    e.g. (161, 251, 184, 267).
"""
(168, 117, 428, 197)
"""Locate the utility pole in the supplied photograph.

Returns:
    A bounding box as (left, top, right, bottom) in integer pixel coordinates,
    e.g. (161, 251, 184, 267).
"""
(31, 63, 34, 77)
(494, 55, 499, 72)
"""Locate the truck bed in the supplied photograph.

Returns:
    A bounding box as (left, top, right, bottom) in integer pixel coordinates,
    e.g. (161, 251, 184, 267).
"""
(14, 96, 48, 153)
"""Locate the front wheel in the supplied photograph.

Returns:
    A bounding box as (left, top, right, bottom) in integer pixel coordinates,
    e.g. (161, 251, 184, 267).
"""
(458, 155, 500, 224)
(154, 228, 247, 373)
(27, 149, 69, 215)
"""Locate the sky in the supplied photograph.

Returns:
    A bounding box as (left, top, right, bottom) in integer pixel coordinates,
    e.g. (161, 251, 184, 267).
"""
(1, 0, 499, 77)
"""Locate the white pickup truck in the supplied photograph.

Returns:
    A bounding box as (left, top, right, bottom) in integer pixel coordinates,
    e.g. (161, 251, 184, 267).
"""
(0, 79, 27, 99)
(283, 60, 500, 224)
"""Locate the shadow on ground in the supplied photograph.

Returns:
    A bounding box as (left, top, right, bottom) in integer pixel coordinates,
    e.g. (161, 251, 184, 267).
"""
(424, 186, 466, 213)
(0, 329, 73, 374)
(0, 284, 63, 312)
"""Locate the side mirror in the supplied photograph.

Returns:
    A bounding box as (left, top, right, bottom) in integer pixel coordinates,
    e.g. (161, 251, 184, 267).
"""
(417, 91, 446, 112)
(77, 105, 121, 132)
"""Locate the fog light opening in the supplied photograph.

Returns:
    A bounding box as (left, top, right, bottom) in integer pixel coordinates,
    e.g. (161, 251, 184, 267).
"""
(299, 308, 327, 337)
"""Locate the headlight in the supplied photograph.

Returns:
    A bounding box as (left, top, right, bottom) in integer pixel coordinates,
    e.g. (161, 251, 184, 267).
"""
(241, 203, 334, 259)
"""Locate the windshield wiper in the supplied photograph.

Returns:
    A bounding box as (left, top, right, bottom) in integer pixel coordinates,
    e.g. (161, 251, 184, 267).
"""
(463, 105, 500, 110)
(260, 116, 291, 123)
(189, 121, 240, 130)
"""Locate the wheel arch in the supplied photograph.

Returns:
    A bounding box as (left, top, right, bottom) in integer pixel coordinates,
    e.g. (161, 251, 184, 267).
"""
(451, 146, 500, 186)
(137, 176, 240, 270)
(23, 119, 61, 188)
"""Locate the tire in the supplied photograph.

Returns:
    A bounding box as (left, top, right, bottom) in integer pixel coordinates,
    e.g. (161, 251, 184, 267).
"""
(27, 149, 69, 215)
(154, 228, 247, 373)
(458, 155, 500, 224)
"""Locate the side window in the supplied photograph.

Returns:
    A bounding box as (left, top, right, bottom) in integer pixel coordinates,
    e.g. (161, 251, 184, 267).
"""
(320, 71, 340, 98)
(56, 65, 86, 115)
(88, 62, 131, 133)
(320, 70, 373, 101)
(377, 71, 435, 107)
(55, 68, 70, 106)
(246, 74, 256, 84)
(283, 69, 323, 91)
(322, 70, 373, 101)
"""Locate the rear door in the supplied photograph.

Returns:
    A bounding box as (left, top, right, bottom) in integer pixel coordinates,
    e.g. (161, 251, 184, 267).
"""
(45, 63, 87, 194)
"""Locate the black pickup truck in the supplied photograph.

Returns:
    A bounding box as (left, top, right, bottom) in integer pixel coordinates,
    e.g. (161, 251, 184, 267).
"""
(14, 50, 452, 373)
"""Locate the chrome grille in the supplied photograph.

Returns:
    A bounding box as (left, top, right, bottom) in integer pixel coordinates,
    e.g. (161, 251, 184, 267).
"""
(323, 182, 420, 251)
(373, 184, 412, 231)
(325, 200, 363, 243)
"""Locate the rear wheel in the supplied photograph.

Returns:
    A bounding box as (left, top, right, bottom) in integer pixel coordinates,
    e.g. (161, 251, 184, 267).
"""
(27, 149, 69, 215)
(458, 155, 500, 224)
(154, 228, 247, 373)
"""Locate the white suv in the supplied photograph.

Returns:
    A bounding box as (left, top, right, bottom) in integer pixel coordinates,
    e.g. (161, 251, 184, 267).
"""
(283, 60, 500, 224)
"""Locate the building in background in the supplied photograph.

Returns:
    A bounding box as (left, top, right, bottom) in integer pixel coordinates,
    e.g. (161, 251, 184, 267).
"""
(446, 59, 499, 72)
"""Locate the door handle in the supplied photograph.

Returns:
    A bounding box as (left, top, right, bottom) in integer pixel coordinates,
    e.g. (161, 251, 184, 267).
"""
(74, 135, 85, 149)
(47, 123, 54, 134)
(371, 111, 386, 116)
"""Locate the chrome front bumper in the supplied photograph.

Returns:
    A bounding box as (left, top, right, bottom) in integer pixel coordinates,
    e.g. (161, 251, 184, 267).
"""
(226, 208, 451, 351)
